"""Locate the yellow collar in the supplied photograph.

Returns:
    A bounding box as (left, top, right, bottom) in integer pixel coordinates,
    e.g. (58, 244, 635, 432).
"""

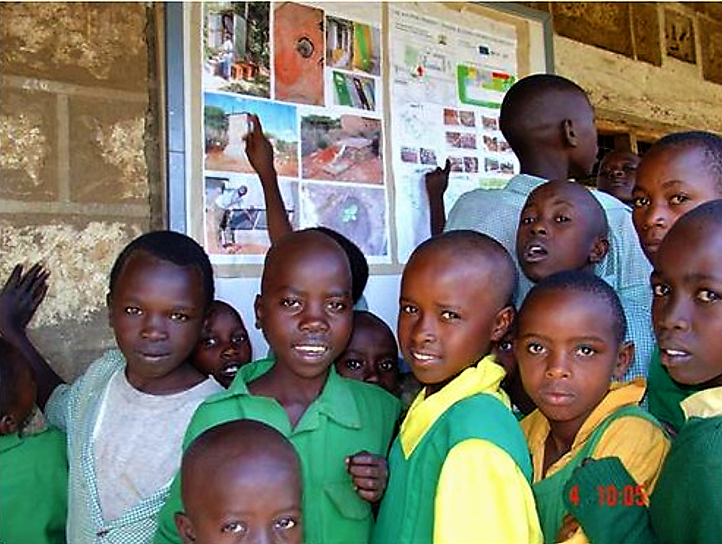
(400, 354, 509, 457)
(681, 386, 722, 420)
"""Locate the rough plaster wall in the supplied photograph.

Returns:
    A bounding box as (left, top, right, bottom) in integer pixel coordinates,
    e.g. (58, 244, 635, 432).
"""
(0, 3, 160, 380)
(554, 34, 722, 136)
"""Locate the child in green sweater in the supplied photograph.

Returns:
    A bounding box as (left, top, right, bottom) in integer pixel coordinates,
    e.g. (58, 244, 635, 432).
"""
(565, 200, 722, 543)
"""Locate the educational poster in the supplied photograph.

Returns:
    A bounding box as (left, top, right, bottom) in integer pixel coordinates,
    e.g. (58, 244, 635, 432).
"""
(389, 5, 520, 263)
(201, 2, 388, 264)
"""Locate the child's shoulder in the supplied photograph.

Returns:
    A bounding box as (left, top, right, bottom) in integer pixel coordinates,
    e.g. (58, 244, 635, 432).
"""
(334, 373, 400, 415)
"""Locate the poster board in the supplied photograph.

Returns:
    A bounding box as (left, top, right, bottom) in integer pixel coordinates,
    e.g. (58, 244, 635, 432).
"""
(168, 2, 552, 277)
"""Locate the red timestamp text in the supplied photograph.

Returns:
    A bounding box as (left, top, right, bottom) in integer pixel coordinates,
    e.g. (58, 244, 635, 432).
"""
(568, 484, 648, 507)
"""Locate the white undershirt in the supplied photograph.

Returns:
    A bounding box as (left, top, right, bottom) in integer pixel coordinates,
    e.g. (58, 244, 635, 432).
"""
(93, 368, 222, 522)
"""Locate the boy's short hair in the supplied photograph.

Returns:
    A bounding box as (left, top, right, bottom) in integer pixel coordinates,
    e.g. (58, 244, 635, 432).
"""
(412, 230, 518, 306)
(311, 227, 368, 305)
(109, 231, 214, 309)
(521, 270, 627, 343)
(647, 131, 722, 190)
(499, 74, 589, 152)
(0, 339, 23, 417)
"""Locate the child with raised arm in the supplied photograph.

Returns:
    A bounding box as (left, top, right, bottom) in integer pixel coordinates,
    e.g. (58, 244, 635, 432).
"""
(0, 232, 223, 544)
(192, 300, 252, 388)
(565, 200, 722, 544)
(372, 230, 542, 544)
(155, 230, 400, 544)
(444, 74, 650, 308)
(516, 180, 655, 381)
(334, 310, 401, 397)
(174, 419, 302, 544)
(516, 271, 669, 544)
(630, 131, 722, 434)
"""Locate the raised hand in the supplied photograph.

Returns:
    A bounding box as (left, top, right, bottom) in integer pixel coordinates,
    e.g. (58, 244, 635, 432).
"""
(0, 263, 49, 341)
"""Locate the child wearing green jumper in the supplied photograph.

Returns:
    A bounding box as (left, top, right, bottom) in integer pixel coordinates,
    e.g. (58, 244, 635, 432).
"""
(155, 230, 400, 544)
(565, 200, 722, 544)
(0, 266, 67, 544)
(372, 231, 542, 544)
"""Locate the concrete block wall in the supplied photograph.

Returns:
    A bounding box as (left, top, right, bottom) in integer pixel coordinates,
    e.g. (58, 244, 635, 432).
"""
(0, 3, 162, 380)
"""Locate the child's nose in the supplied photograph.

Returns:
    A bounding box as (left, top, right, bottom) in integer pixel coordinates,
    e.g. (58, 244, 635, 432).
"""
(140, 314, 168, 340)
(299, 303, 329, 332)
(545, 354, 571, 378)
(656, 295, 691, 333)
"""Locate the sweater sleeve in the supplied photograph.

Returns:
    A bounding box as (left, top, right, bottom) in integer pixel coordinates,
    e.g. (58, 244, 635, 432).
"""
(434, 439, 542, 544)
(563, 457, 659, 544)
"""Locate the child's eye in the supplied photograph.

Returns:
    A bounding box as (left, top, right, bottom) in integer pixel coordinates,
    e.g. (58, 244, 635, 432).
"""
(221, 521, 246, 534)
(652, 283, 670, 297)
(274, 517, 298, 530)
(327, 300, 347, 312)
(526, 342, 545, 355)
(441, 310, 460, 321)
(632, 196, 649, 208)
(378, 359, 397, 372)
(202, 336, 218, 348)
(170, 312, 189, 321)
(124, 306, 142, 315)
(576, 345, 597, 357)
(231, 332, 248, 345)
(344, 358, 364, 371)
(697, 289, 720, 303)
(669, 194, 690, 205)
(281, 298, 301, 309)
(555, 215, 571, 223)
(401, 304, 417, 315)
(520, 215, 535, 225)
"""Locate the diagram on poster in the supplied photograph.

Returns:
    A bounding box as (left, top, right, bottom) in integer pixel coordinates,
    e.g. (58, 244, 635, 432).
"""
(388, 4, 520, 262)
(200, 2, 388, 262)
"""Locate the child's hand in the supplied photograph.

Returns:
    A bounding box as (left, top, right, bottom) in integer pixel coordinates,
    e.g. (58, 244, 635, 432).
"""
(556, 513, 581, 541)
(244, 113, 276, 180)
(0, 263, 49, 340)
(346, 450, 388, 503)
(425, 158, 451, 198)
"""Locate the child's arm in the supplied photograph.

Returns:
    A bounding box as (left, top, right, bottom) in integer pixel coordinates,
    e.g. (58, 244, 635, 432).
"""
(434, 439, 542, 544)
(0, 264, 65, 409)
(346, 450, 388, 503)
(244, 113, 293, 244)
(425, 159, 451, 236)
(563, 457, 659, 544)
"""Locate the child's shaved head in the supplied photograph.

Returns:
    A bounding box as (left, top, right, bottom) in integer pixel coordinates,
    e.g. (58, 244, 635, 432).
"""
(646, 131, 722, 189)
(177, 419, 302, 544)
(412, 230, 518, 307)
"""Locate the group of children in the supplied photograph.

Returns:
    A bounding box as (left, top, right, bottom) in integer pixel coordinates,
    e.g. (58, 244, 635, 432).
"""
(2, 71, 722, 544)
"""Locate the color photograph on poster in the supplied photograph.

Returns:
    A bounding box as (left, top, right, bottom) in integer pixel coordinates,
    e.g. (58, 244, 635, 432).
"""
(299, 181, 387, 257)
(273, 2, 324, 105)
(300, 113, 383, 184)
(353, 22, 381, 76)
(331, 70, 376, 111)
(203, 2, 270, 97)
(205, 173, 298, 256)
(326, 16, 354, 71)
(204, 92, 299, 177)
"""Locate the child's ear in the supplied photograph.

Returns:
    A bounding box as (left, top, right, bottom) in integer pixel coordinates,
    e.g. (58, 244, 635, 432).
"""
(562, 118, 577, 148)
(612, 341, 634, 381)
(106, 292, 113, 328)
(174, 512, 197, 543)
(0, 414, 18, 435)
(588, 237, 610, 265)
(253, 294, 264, 330)
(490, 305, 515, 343)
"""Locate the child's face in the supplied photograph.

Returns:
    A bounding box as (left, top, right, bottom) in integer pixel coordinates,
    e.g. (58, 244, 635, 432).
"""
(255, 241, 353, 381)
(596, 151, 640, 204)
(178, 461, 302, 544)
(516, 289, 631, 431)
(398, 250, 510, 394)
(335, 315, 400, 395)
(194, 303, 252, 388)
(651, 223, 722, 387)
(517, 182, 605, 282)
(632, 146, 721, 265)
(108, 251, 206, 387)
